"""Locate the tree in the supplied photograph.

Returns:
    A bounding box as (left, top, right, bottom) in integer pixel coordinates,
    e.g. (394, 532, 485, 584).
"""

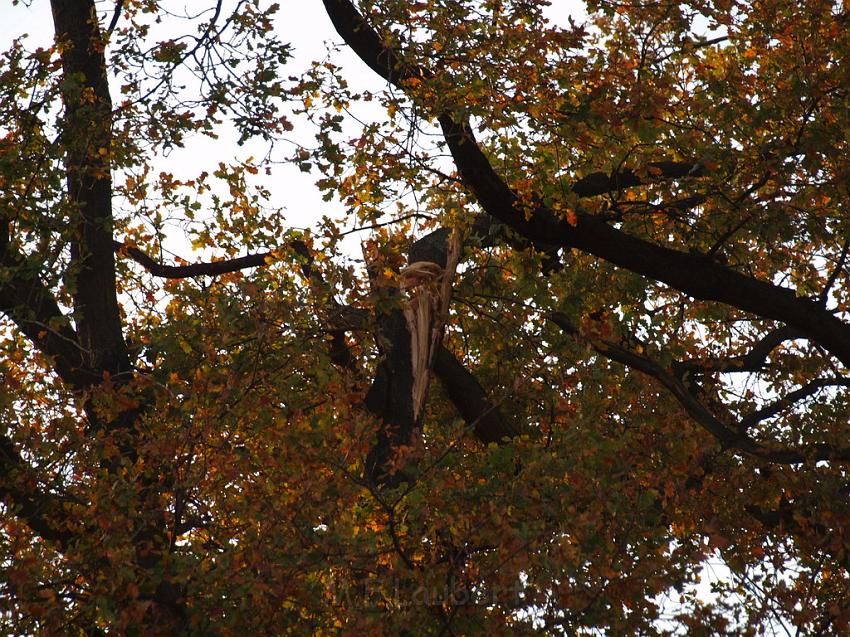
(2, 0, 850, 633)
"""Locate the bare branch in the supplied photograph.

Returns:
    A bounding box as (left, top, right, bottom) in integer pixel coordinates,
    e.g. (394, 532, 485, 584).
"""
(116, 242, 272, 279)
(571, 161, 704, 198)
(549, 312, 850, 464)
(740, 378, 850, 430)
(820, 238, 849, 307)
(105, 0, 124, 36)
(675, 326, 805, 374)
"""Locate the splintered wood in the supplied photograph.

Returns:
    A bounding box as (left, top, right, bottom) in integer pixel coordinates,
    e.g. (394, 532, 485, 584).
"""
(400, 229, 462, 420)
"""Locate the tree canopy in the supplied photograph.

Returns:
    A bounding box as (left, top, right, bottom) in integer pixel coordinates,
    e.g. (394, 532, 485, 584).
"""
(3, 0, 850, 634)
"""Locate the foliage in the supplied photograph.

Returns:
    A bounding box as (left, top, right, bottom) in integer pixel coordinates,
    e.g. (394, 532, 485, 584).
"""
(2, 0, 850, 634)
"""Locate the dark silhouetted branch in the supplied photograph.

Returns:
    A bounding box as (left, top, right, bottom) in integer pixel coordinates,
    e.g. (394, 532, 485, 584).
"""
(571, 161, 704, 198)
(740, 378, 850, 430)
(0, 435, 74, 548)
(0, 229, 90, 388)
(322, 0, 850, 369)
(675, 326, 805, 374)
(437, 116, 850, 368)
(434, 345, 519, 444)
(52, 0, 129, 376)
(116, 242, 272, 279)
(550, 312, 850, 464)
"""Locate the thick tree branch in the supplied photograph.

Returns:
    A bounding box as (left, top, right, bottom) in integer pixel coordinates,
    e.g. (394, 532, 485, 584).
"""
(0, 240, 90, 388)
(746, 494, 850, 574)
(571, 161, 703, 198)
(549, 312, 850, 464)
(739, 378, 850, 431)
(364, 309, 416, 486)
(51, 0, 128, 376)
(118, 236, 362, 374)
(322, 0, 850, 369)
(433, 345, 518, 444)
(0, 435, 73, 548)
(105, 0, 124, 36)
(320, 288, 517, 447)
(550, 312, 750, 451)
(675, 326, 805, 374)
(116, 241, 273, 279)
(322, 0, 421, 90)
(0, 278, 88, 387)
(45, 7, 190, 628)
(438, 118, 850, 368)
(357, 224, 521, 481)
(320, 294, 518, 446)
